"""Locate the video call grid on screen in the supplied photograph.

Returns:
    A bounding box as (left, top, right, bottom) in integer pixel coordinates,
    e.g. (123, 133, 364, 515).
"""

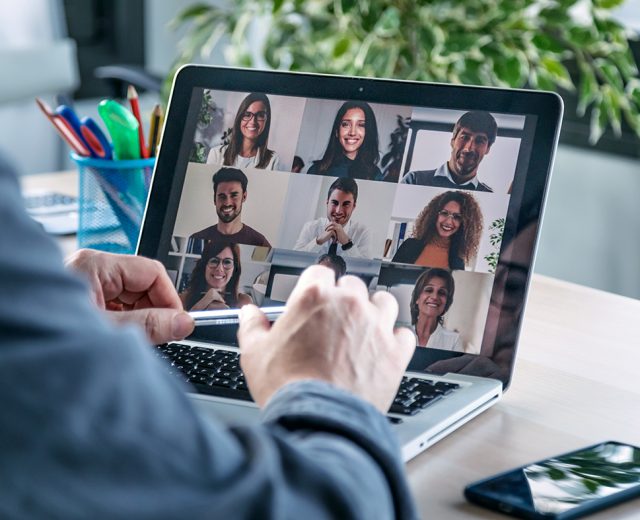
(164, 87, 534, 356)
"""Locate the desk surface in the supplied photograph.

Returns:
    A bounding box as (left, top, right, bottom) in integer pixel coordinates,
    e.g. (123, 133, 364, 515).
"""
(21, 171, 640, 519)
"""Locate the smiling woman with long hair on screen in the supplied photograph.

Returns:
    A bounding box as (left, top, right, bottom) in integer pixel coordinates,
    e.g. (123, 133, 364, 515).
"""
(308, 101, 382, 180)
(180, 242, 253, 311)
(207, 92, 281, 170)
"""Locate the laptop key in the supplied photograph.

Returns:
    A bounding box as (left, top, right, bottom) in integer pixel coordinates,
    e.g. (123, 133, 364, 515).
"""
(192, 383, 253, 402)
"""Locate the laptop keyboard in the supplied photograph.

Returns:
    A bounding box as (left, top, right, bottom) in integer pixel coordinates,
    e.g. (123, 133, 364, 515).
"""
(155, 343, 460, 417)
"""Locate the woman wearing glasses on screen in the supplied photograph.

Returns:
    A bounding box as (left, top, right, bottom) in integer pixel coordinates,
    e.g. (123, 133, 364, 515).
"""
(410, 268, 462, 351)
(180, 242, 253, 311)
(392, 191, 483, 270)
(206, 93, 282, 170)
(307, 101, 382, 181)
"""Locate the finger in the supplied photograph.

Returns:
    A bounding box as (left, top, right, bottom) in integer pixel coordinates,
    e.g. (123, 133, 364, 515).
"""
(370, 290, 400, 330)
(394, 326, 417, 368)
(107, 308, 194, 344)
(287, 265, 336, 305)
(110, 256, 182, 310)
(237, 304, 270, 354)
(336, 274, 369, 301)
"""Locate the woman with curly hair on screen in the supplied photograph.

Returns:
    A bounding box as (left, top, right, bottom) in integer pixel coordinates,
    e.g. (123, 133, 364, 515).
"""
(206, 92, 281, 170)
(392, 190, 483, 270)
(180, 242, 253, 311)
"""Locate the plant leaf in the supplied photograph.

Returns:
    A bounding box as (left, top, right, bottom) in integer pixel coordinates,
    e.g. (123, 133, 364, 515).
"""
(589, 95, 608, 144)
(594, 0, 626, 8)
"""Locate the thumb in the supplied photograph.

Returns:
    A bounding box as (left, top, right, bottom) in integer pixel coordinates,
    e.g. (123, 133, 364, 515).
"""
(237, 304, 269, 354)
(394, 326, 417, 370)
(107, 309, 195, 344)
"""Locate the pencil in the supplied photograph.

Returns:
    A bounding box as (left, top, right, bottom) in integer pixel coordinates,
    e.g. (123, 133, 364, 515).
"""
(127, 85, 149, 159)
(148, 104, 164, 157)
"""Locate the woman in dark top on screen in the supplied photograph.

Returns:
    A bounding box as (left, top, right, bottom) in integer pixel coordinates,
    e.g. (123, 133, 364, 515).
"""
(392, 191, 483, 270)
(180, 242, 252, 311)
(307, 101, 382, 181)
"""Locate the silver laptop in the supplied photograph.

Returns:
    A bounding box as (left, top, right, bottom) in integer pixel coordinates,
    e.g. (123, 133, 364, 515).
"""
(138, 65, 562, 461)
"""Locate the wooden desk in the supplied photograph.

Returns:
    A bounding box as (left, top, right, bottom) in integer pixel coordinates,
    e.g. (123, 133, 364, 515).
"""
(408, 275, 640, 519)
(21, 171, 640, 518)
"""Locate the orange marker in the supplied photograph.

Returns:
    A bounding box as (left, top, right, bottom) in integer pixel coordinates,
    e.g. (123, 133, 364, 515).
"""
(127, 85, 149, 159)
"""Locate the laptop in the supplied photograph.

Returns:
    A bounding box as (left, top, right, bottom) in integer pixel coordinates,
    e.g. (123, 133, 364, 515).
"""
(138, 65, 562, 462)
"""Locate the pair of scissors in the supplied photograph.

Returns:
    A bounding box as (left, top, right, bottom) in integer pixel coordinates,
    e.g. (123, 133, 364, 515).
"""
(56, 105, 113, 160)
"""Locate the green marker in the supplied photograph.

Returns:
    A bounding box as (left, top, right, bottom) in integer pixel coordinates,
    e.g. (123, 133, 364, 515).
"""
(97, 99, 140, 160)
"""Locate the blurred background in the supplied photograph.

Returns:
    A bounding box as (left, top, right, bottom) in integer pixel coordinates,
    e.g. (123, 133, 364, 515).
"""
(1, 0, 638, 299)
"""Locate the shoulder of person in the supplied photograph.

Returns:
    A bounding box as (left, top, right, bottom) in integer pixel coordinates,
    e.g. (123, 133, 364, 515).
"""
(401, 169, 436, 184)
(237, 292, 254, 306)
(206, 144, 226, 164)
(189, 226, 218, 240)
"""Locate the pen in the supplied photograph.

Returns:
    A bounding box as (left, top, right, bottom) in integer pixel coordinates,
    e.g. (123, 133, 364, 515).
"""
(148, 104, 164, 157)
(35, 98, 90, 156)
(56, 105, 112, 160)
(127, 85, 149, 159)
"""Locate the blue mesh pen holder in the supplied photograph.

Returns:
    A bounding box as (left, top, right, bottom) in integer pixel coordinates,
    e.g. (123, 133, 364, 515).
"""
(71, 153, 156, 254)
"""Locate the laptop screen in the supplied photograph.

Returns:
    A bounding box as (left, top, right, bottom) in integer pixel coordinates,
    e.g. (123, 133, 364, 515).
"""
(140, 66, 562, 388)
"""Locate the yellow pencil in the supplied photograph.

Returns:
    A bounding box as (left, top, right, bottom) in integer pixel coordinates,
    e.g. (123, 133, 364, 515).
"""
(148, 104, 164, 157)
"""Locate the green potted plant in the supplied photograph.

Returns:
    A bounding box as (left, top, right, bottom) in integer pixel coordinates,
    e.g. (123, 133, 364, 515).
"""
(168, 0, 639, 145)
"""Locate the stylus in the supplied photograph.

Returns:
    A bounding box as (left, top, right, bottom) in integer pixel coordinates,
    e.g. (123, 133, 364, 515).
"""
(190, 306, 286, 326)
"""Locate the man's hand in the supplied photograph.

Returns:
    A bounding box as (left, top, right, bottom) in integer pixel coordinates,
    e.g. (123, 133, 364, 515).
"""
(66, 249, 194, 343)
(315, 228, 335, 245)
(325, 222, 350, 245)
(238, 265, 415, 412)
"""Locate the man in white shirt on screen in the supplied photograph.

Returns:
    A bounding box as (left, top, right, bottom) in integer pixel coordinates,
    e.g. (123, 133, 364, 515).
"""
(293, 177, 372, 258)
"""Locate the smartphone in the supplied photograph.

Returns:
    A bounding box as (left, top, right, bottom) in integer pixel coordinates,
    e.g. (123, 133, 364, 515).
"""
(464, 441, 640, 519)
(190, 305, 285, 326)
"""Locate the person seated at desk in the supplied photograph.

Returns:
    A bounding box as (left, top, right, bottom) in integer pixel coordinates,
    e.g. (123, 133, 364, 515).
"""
(180, 242, 253, 311)
(294, 177, 372, 258)
(317, 253, 347, 280)
(0, 152, 417, 517)
(410, 268, 462, 351)
(392, 190, 483, 270)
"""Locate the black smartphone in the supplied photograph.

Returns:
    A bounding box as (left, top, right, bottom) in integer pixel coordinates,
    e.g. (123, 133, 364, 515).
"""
(464, 441, 640, 519)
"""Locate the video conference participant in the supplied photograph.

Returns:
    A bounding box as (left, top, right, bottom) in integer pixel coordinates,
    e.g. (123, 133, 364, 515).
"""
(190, 167, 271, 247)
(307, 101, 382, 181)
(206, 92, 282, 170)
(180, 242, 252, 311)
(392, 190, 483, 270)
(294, 177, 371, 258)
(410, 268, 462, 351)
(317, 253, 347, 280)
(401, 111, 497, 192)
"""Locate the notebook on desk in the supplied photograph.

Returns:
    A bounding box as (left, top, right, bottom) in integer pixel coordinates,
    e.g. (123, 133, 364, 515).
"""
(137, 65, 562, 461)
